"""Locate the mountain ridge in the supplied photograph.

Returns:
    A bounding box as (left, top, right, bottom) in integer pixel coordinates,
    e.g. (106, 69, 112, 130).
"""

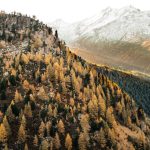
(49, 5, 150, 43)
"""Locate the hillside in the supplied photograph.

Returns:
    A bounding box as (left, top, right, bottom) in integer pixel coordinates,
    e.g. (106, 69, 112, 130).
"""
(0, 12, 150, 150)
(50, 6, 150, 74)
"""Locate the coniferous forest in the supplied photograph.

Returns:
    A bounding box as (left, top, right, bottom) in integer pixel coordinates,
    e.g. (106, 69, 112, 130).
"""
(0, 12, 150, 150)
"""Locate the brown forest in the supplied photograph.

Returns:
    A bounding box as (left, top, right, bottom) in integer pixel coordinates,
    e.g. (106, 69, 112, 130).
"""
(0, 12, 150, 150)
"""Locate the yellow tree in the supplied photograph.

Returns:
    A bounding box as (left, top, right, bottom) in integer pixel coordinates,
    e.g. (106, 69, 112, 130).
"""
(33, 135, 38, 147)
(54, 132, 61, 149)
(46, 121, 51, 136)
(65, 133, 72, 150)
(37, 86, 49, 101)
(78, 132, 87, 150)
(88, 99, 98, 119)
(0, 123, 7, 143)
(4, 144, 8, 150)
(70, 98, 75, 107)
(21, 53, 29, 64)
(18, 124, 26, 143)
(3, 116, 11, 136)
(23, 80, 30, 90)
(41, 139, 49, 150)
(106, 107, 116, 128)
(99, 128, 106, 148)
(99, 96, 106, 118)
(57, 119, 65, 134)
(38, 121, 45, 139)
(24, 103, 32, 117)
(24, 143, 29, 150)
(21, 114, 27, 129)
(47, 104, 53, 117)
(14, 90, 23, 103)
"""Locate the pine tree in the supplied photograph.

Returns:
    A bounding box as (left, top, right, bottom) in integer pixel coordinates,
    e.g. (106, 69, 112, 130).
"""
(65, 133, 72, 150)
(54, 132, 61, 149)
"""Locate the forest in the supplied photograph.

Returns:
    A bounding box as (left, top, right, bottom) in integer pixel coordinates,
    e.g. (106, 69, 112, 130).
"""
(0, 12, 150, 150)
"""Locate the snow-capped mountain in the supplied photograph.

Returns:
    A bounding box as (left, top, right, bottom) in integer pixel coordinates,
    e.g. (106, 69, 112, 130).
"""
(49, 6, 150, 43)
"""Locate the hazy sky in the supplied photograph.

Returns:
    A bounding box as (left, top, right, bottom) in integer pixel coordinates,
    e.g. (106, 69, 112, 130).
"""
(0, 0, 150, 23)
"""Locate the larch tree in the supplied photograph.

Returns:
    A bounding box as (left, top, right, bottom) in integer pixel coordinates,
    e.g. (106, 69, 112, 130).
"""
(14, 90, 23, 103)
(24, 143, 29, 150)
(47, 104, 53, 117)
(0, 123, 7, 143)
(88, 99, 98, 119)
(106, 107, 116, 128)
(3, 116, 11, 136)
(40, 139, 49, 150)
(78, 132, 87, 150)
(69, 98, 75, 107)
(54, 132, 61, 149)
(18, 124, 26, 143)
(24, 103, 32, 117)
(99, 96, 106, 118)
(38, 121, 45, 139)
(23, 80, 30, 90)
(37, 86, 49, 101)
(57, 119, 65, 134)
(46, 121, 51, 136)
(21, 114, 27, 129)
(65, 133, 72, 150)
(33, 135, 39, 147)
(99, 128, 106, 148)
(4, 144, 8, 150)
(5, 104, 15, 122)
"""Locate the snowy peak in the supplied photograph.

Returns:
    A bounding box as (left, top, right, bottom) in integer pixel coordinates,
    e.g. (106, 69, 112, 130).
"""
(50, 19, 69, 27)
(49, 6, 150, 43)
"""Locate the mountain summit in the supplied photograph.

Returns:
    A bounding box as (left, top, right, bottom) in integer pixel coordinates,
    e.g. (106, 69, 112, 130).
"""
(50, 6, 150, 43)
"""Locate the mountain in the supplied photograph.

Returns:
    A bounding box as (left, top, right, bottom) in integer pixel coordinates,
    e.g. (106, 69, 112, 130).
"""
(49, 6, 150, 43)
(49, 6, 150, 75)
(0, 12, 150, 149)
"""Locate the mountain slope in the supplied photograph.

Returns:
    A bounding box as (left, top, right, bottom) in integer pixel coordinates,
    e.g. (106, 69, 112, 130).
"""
(0, 12, 150, 150)
(49, 6, 150, 75)
(50, 6, 150, 43)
